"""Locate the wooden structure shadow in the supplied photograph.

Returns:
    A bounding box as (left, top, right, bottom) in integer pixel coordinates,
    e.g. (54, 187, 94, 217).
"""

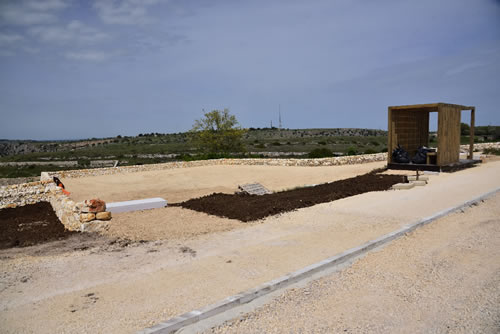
(387, 103, 478, 172)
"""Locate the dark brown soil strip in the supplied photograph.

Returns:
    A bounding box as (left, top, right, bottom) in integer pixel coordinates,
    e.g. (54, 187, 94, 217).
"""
(0, 202, 77, 249)
(172, 173, 406, 222)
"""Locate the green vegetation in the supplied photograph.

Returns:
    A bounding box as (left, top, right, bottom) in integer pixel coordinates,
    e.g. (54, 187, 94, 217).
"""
(483, 147, 500, 155)
(0, 165, 78, 178)
(1, 121, 497, 179)
(308, 148, 333, 158)
(346, 146, 358, 156)
(189, 109, 246, 154)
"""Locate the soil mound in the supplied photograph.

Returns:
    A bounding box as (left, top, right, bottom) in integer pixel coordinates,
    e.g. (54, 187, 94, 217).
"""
(0, 202, 77, 249)
(173, 173, 405, 222)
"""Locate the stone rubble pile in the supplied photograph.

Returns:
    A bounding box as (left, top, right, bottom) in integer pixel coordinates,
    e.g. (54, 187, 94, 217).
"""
(49, 197, 112, 232)
(77, 199, 112, 223)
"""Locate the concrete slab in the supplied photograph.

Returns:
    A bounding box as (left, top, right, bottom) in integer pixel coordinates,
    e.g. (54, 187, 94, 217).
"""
(107, 198, 167, 213)
(407, 175, 429, 181)
(392, 183, 415, 190)
(238, 183, 272, 195)
(411, 180, 427, 186)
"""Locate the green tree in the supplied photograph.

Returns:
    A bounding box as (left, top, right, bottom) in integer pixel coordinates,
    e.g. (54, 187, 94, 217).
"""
(460, 122, 470, 136)
(190, 109, 247, 154)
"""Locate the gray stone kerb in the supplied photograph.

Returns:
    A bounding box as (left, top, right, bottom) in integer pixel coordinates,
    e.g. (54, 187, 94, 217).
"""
(138, 187, 500, 334)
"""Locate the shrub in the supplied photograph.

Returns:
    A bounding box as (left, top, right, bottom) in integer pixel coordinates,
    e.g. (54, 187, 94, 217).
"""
(364, 148, 377, 154)
(308, 148, 333, 158)
(483, 147, 500, 155)
(346, 146, 358, 156)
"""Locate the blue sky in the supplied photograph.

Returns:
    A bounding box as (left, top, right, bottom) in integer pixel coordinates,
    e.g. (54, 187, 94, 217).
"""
(0, 0, 499, 140)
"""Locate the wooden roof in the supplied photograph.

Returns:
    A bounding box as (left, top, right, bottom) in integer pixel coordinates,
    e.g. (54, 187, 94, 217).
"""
(388, 103, 474, 111)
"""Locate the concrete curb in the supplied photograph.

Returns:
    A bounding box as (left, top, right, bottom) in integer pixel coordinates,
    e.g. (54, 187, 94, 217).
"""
(138, 187, 500, 334)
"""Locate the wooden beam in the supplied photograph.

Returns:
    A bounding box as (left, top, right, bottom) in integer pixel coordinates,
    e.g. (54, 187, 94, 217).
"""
(469, 107, 475, 159)
(387, 107, 392, 164)
(388, 102, 470, 111)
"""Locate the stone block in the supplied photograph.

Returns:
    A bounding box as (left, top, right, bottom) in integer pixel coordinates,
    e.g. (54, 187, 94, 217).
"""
(80, 213, 96, 222)
(392, 183, 415, 190)
(407, 175, 429, 181)
(96, 211, 112, 220)
(411, 180, 427, 186)
(106, 197, 167, 213)
(80, 220, 110, 232)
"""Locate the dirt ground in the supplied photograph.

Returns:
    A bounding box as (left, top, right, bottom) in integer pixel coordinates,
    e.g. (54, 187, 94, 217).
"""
(175, 172, 404, 221)
(0, 202, 76, 249)
(63, 162, 386, 203)
(0, 160, 499, 333)
(209, 193, 500, 334)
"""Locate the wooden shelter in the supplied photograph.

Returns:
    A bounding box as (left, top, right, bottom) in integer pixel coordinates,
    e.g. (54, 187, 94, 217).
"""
(387, 103, 476, 171)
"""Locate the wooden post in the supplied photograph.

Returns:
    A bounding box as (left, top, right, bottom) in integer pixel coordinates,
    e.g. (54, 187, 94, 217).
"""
(468, 107, 475, 159)
(387, 107, 392, 164)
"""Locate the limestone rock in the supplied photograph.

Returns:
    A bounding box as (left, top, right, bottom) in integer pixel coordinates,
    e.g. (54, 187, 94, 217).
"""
(96, 211, 112, 220)
(85, 199, 106, 213)
(80, 220, 110, 233)
(80, 213, 96, 222)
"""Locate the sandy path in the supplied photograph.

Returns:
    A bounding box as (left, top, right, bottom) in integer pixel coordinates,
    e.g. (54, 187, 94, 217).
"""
(62, 162, 385, 203)
(209, 192, 500, 334)
(0, 161, 499, 333)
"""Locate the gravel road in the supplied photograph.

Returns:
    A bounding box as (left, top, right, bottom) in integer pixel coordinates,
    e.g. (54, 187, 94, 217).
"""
(209, 193, 500, 334)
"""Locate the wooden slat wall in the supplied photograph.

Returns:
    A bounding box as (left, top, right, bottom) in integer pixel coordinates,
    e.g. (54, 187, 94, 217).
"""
(389, 110, 429, 159)
(437, 106, 461, 165)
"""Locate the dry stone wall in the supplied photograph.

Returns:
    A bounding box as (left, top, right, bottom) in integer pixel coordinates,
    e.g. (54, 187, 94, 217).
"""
(0, 180, 58, 208)
(460, 142, 500, 153)
(41, 153, 388, 180)
(1, 180, 110, 232)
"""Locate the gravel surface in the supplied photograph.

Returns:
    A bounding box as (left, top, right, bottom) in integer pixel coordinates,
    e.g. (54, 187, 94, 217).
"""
(208, 193, 500, 334)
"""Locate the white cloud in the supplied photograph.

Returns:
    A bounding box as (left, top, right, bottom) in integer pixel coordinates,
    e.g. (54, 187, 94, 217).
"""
(0, 0, 69, 26)
(446, 61, 486, 76)
(0, 33, 24, 45)
(23, 46, 40, 54)
(24, 0, 69, 11)
(93, 0, 162, 25)
(65, 50, 114, 61)
(0, 8, 56, 25)
(29, 21, 109, 44)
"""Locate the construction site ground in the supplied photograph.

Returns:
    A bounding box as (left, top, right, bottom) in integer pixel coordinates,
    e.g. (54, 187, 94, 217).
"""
(0, 159, 499, 333)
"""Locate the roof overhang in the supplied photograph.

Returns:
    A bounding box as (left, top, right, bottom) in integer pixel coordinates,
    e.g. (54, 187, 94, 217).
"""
(388, 103, 474, 112)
